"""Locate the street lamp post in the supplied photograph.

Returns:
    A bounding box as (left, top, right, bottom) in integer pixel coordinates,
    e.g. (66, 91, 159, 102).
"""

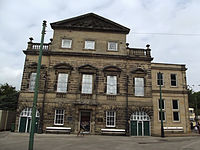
(28, 20, 47, 150)
(158, 72, 165, 137)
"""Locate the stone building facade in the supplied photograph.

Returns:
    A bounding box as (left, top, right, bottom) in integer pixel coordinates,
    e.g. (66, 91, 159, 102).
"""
(16, 13, 190, 136)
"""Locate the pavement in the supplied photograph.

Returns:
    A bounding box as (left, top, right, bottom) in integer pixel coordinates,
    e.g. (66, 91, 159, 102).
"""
(0, 131, 200, 150)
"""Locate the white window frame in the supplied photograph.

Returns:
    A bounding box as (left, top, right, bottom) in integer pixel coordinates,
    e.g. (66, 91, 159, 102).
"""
(172, 100, 180, 122)
(29, 72, 36, 92)
(54, 109, 65, 125)
(173, 111, 180, 122)
(135, 77, 144, 96)
(158, 111, 166, 121)
(157, 73, 164, 86)
(106, 76, 117, 95)
(84, 40, 95, 50)
(170, 74, 177, 87)
(61, 39, 72, 48)
(57, 73, 68, 93)
(106, 111, 116, 127)
(81, 74, 93, 94)
(158, 99, 166, 121)
(108, 42, 118, 51)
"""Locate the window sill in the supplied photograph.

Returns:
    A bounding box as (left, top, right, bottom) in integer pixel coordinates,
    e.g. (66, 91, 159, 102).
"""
(60, 47, 72, 50)
(157, 85, 164, 87)
(107, 50, 118, 52)
(54, 124, 64, 126)
(170, 86, 178, 88)
(83, 48, 95, 51)
(106, 126, 116, 128)
(134, 95, 145, 97)
(172, 120, 181, 123)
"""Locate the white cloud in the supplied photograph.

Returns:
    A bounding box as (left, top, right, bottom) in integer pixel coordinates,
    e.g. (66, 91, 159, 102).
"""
(0, 67, 22, 90)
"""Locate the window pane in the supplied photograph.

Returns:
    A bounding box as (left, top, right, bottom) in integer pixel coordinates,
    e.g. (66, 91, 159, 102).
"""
(82, 74, 93, 94)
(158, 99, 165, 110)
(172, 100, 179, 109)
(108, 42, 118, 51)
(57, 73, 68, 93)
(171, 74, 177, 86)
(29, 73, 36, 91)
(85, 41, 95, 49)
(62, 39, 72, 48)
(157, 73, 163, 85)
(135, 78, 144, 96)
(107, 76, 117, 95)
(173, 112, 179, 121)
(159, 111, 165, 121)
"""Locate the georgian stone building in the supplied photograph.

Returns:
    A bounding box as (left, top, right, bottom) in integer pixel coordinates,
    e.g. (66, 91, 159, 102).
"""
(16, 13, 189, 136)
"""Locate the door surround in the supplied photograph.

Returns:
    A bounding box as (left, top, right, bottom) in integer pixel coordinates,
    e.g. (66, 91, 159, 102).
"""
(130, 111, 150, 136)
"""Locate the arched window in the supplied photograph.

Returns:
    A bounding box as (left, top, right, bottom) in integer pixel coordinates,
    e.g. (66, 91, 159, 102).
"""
(130, 111, 150, 121)
(20, 108, 40, 117)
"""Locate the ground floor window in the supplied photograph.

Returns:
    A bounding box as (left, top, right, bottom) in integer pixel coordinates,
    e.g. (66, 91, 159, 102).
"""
(173, 111, 180, 121)
(54, 109, 64, 125)
(106, 111, 116, 127)
(159, 111, 166, 121)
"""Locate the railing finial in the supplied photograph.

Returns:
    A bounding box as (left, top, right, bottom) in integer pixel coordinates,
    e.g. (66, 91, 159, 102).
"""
(146, 44, 150, 49)
(126, 43, 129, 49)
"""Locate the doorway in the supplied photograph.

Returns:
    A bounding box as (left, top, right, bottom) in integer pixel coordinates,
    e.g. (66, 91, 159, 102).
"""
(130, 111, 150, 136)
(18, 108, 39, 133)
(80, 111, 91, 133)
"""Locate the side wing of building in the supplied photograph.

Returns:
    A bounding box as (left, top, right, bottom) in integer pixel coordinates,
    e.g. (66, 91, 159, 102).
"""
(151, 63, 190, 135)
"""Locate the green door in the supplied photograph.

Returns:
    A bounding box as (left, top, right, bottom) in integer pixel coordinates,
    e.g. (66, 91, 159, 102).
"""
(27, 118, 31, 132)
(35, 117, 39, 133)
(131, 121, 137, 136)
(19, 117, 27, 132)
(27, 117, 39, 133)
(144, 121, 150, 136)
(138, 122, 142, 136)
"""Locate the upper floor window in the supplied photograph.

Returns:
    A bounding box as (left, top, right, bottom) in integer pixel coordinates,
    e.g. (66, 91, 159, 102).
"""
(171, 74, 177, 86)
(157, 73, 163, 86)
(29, 72, 36, 92)
(84, 40, 95, 50)
(107, 76, 117, 95)
(61, 39, 72, 48)
(57, 73, 68, 93)
(108, 42, 118, 51)
(135, 78, 144, 96)
(158, 99, 165, 121)
(54, 109, 64, 125)
(106, 111, 116, 127)
(82, 74, 93, 94)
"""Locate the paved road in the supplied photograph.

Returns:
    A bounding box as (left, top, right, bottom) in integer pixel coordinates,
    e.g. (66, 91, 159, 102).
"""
(0, 132, 200, 150)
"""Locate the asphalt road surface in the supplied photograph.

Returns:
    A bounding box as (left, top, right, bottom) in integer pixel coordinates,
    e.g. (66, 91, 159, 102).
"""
(0, 132, 200, 150)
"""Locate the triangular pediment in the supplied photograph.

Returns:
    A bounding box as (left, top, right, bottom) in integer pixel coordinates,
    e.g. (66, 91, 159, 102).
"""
(53, 63, 73, 70)
(131, 68, 147, 74)
(50, 13, 130, 34)
(78, 64, 97, 70)
(103, 66, 122, 72)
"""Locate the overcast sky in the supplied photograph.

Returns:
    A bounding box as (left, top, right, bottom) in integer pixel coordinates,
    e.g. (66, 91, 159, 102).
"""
(0, 0, 200, 91)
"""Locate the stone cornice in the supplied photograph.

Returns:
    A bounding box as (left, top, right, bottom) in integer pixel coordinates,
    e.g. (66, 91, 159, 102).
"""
(152, 90, 188, 94)
(23, 50, 153, 61)
(151, 66, 187, 71)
